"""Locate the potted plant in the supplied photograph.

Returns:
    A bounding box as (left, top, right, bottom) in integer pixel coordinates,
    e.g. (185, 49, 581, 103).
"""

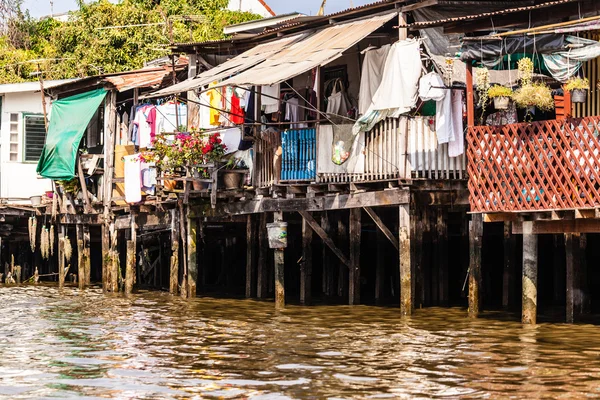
(488, 85, 513, 110)
(475, 67, 490, 123)
(565, 76, 589, 103)
(511, 57, 554, 118)
(221, 157, 248, 190)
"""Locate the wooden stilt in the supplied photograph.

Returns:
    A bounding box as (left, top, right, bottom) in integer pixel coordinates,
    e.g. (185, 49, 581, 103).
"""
(58, 228, 65, 289)
(257, 213, 268, 298)
(337, 212, 348, 299)
(76, 224, 85, 290)
(300, 214, 313, 305)
(399, 204, 412, 316)
(436, 207, 448, 306)
(109, 223, 119, 292)
(187, 211, 198, 298)
(502, 221, 516, 309)
(125, 240, 135, 295)
(349, 208, 361, 305)
(580, 234, 590, 315)
(553, 235, 565, 305)
(83, 224, 91, 285)
(468, 214, 483, 317)
(410, 196, 423, 309)
(170, 208, 180, 295)
(321, 211, 334, 296)
(246, 215, 256, 298)
(565, 233, 581, 323)
(375, 229, 385, 305)
(422, 206, 431, 306)
(101, 223, 109, 292)
(522, 221, 538, 324)
(274, 211, 285, 309)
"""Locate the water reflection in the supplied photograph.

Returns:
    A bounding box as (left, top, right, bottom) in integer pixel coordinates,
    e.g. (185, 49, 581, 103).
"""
(0, 285, 599, 398)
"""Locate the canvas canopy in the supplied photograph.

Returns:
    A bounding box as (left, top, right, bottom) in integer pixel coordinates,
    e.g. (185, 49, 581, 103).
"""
(37, 88, 107, 180)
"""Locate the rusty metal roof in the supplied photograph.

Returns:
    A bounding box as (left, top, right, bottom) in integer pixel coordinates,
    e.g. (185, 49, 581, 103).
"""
(104, 61, 188, 92)
(405, 0, 580, 28)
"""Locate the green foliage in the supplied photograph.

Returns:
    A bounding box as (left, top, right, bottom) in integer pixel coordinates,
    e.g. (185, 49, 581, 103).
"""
(487, 85, 513, 99)
(564, 76, 589, 92)
(0, 0, 260, 83)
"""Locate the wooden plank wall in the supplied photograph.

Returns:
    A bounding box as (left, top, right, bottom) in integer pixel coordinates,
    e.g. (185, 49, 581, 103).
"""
(574, 33, 600, 118)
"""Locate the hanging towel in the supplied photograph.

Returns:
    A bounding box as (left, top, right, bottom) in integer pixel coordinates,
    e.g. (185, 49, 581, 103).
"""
(261, 85, 280, 114)
(448, 90, 465, 157)
(419, 72, 455, 144)
(124, 154, 142, 204)
(358, 44, 391, 115)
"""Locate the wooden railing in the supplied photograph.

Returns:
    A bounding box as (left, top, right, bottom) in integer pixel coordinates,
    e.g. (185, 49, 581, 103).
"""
(467, 116, 600, 213)
(254, 128, 281, 189)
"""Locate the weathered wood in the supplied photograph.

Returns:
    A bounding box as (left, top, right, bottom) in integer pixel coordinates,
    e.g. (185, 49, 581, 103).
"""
(298, 211, 351, 268)
(468, 214, 483, 317)
(580, 234, 590, 314)
(565, 233, 581, 323)
(103, 91, 116, 212)
(437, 207, 448, 306)
(77, 156, 93, 214)
(187, 212, 198, 298)
(410, 197, 423, 309)
(375, 229, 385, 305)
(114, 212, 171, 230)
(273, 212, 285, 309)
(503, 221, 516, 309)
(399, 204, 412, 315)
(466, 62, 475, 127)
(101, 223, 109, 292)
(257, 212, 268, 298)
(76, 225, 85, 290)
(321, 211, 333, 296)
(337, 212, 349, 298)
(512, 219, 600, 234)
(348, 208, 361, 305)
(246, 214, 256, 298)
(522, 221, 538, 324)
(300, 214, 313, 305)
(364, 207, 399, 251)
(125, 240, 135, 295)
(83, 224, 91, 285)
(170, 208, 180, 295)
(109, 222, 119, 292)
(58, 229, 65, 289)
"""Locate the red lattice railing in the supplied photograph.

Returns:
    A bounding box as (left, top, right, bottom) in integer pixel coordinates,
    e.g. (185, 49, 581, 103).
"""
(467, 117, 600, 212)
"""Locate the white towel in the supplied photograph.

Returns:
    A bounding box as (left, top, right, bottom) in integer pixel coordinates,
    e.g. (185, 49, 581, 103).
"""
(358, 45, 391, 115)
(124, 154, 142, 203)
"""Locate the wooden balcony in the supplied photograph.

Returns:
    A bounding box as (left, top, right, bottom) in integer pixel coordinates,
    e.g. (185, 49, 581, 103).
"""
(467, 116, 600, 213)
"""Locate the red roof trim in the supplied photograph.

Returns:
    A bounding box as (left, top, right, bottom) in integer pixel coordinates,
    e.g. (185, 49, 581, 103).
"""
(258, 0, 276, 16)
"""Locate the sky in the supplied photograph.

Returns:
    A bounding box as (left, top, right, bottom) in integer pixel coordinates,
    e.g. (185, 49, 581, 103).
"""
(23, 0, 374, 18)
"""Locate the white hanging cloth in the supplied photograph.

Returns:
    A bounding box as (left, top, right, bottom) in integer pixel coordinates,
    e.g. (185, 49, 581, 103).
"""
(358, 44, 391, 116)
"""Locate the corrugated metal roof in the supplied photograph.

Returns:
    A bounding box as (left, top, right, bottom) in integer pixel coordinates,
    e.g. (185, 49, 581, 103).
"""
(406, 0, 580, 28)
(103, 59, 188, 92)
(0, 79, 77, 94)
(216, 11, 398, 87)
(145, 34, 305, 98)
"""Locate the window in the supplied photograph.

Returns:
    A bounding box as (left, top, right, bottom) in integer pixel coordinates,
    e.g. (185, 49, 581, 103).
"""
(24, 114, 46, 162)
(9, 113, 18, 161)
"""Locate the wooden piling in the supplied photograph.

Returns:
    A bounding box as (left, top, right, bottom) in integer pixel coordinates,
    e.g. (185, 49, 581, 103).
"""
(109, 223, 119, 292)
(58, 229, 65, 288)
(125, 240, 135, 295)
(257, 213, 268, 298)
(83, 224, 91, 285)
(410, 197, 422, 308)
(101, 223, 109, 292)
(468, 214, 483, 317)
(375, 229, 385, 305)
(321, 211, 335, 296)
(349, 208, 361, 305)
(273, 211, 285, 309)
(580, 234, 590, 315)
(300, 214, 313, 305)
(337, 212, 349, 299)
(399, 204, 412, 316)
(522, 221, 538, 324)
(170, 208, 180, 295)
(502, 221, 516, 309)
(76, 225, 85, 290)
(187, 212, 198, 298)
(246, 214, 256, 298)
(565, 233, 581, 323)
(436, 207, 448, 306)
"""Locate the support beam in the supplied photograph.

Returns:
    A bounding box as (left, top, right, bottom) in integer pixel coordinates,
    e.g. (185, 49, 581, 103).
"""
(321, 211, 335, 296)
(101, 223, 109, 292)
(466, 62, 475, 128)
(76, 225, 85, 290)
(338, 212, 348, 299)
(125, 240, 135, 295)
(399, 204, 412, 315)
(580, 234, 590, 315)
(375, 229, 385, 305)
(300, 214, 313, 305)
(298, 211, 351, 267)
(364, 207, 399, 251)
(246, 215, 256, 298)
(58, 229, 66, 289)
(398, 11, 408, 40)
(349, 208, 361, 306)
(468, 214, 483, 317)
(502, 221, 516, 309)
(170, 208, 180, 295)
(83, 224, 90, 285)
(109, 223, 118, 293)
(437, 207, 448, 306)
(273, 212, 285, 309)
(257, 213, 268, 299)
(565, 233, 581, 323)
(187, 212, 198, 298)
(522, 221, 538, 324)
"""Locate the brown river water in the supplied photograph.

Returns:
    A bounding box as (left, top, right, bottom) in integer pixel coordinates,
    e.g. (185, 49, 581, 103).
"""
(1, 285, 599, 399)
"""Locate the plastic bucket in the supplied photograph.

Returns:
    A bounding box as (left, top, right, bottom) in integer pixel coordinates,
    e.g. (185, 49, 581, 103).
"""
(571, 89, 587, 103)
(30, 196, 42, 206)
(493, 96, 510, 110)
(266, 222, 288, 249)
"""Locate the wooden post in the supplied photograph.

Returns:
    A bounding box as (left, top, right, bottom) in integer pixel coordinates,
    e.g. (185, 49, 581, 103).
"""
(565, 233, 581, 323)
(398, 12, 408, 40)
(76, 225, 85, 290)
(503, 221, 516, 309)
(375, 229, 385, 305)
(468, 214, 483, 317)
(399, 204, 412, 315)
(257, 213, 268, 298)
(101, 223, 109, 292)
(300, 213, 313, 305)
(410, 197, 423, 309)
(58, 229, 65, 289)
(83, 224, 91, 285)
(170, 208, 180, 295)
(466, 62, 475, 127)
(187, 212, 198, 298)
(273, 212, 285, 309)
(436, 207, 448, 306)
(77, 157, 92, 214)
(522, 221, 538, 324)
(103, 91, 116, 214)
(580, 234, 590, 315)
(337, 212, 349, 299)
(109, 223, 119, 292)
(125, 240, 135, 295)
(349, 208, 361, 305)
(321, 211, 334, 296)
(246, 214, 256, 298)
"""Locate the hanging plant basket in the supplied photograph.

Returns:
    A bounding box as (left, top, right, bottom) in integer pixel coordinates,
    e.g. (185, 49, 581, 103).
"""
(571, 89, 587, 103)
(493, 96, 510, 110)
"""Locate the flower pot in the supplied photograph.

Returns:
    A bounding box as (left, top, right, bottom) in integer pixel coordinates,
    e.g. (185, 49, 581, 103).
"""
(192, 180, 209, 191)
(163, 179, 177, 191)
(493, 96, 510, 110)
(222, 171, 244, 189)
(571, 89, 587, 103)
(30, 196, 41, 206)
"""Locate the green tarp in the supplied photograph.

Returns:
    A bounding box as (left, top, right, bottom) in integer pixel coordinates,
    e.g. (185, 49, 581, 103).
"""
(36, 88, 107, 180)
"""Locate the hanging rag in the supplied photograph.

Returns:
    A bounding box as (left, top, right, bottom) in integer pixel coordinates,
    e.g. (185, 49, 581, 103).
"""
(419, 72, 456, 145)
(448, 89, 465, 157)
(261, 85, 280, 114)
(354, 39, 422, 134)
(358, 44, 391, 115)
(326, 79, 353, 123)
(124, 154, 142, 203)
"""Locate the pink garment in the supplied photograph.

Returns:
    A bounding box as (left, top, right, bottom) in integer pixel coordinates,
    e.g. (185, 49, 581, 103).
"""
(448, 90, 465, 158)
(124, 154, 142, 203)
(146, 106, 157, 144)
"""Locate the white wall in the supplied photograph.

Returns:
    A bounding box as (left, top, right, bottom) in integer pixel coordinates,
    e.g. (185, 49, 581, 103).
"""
(227, 0, 274, 18)
(0, 91, 53, 202)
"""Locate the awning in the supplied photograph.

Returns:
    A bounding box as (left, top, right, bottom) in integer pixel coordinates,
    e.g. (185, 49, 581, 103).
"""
(215, 11, 398, 88)
(145, 34, 306, 98)
(37, 89, 107, 180)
